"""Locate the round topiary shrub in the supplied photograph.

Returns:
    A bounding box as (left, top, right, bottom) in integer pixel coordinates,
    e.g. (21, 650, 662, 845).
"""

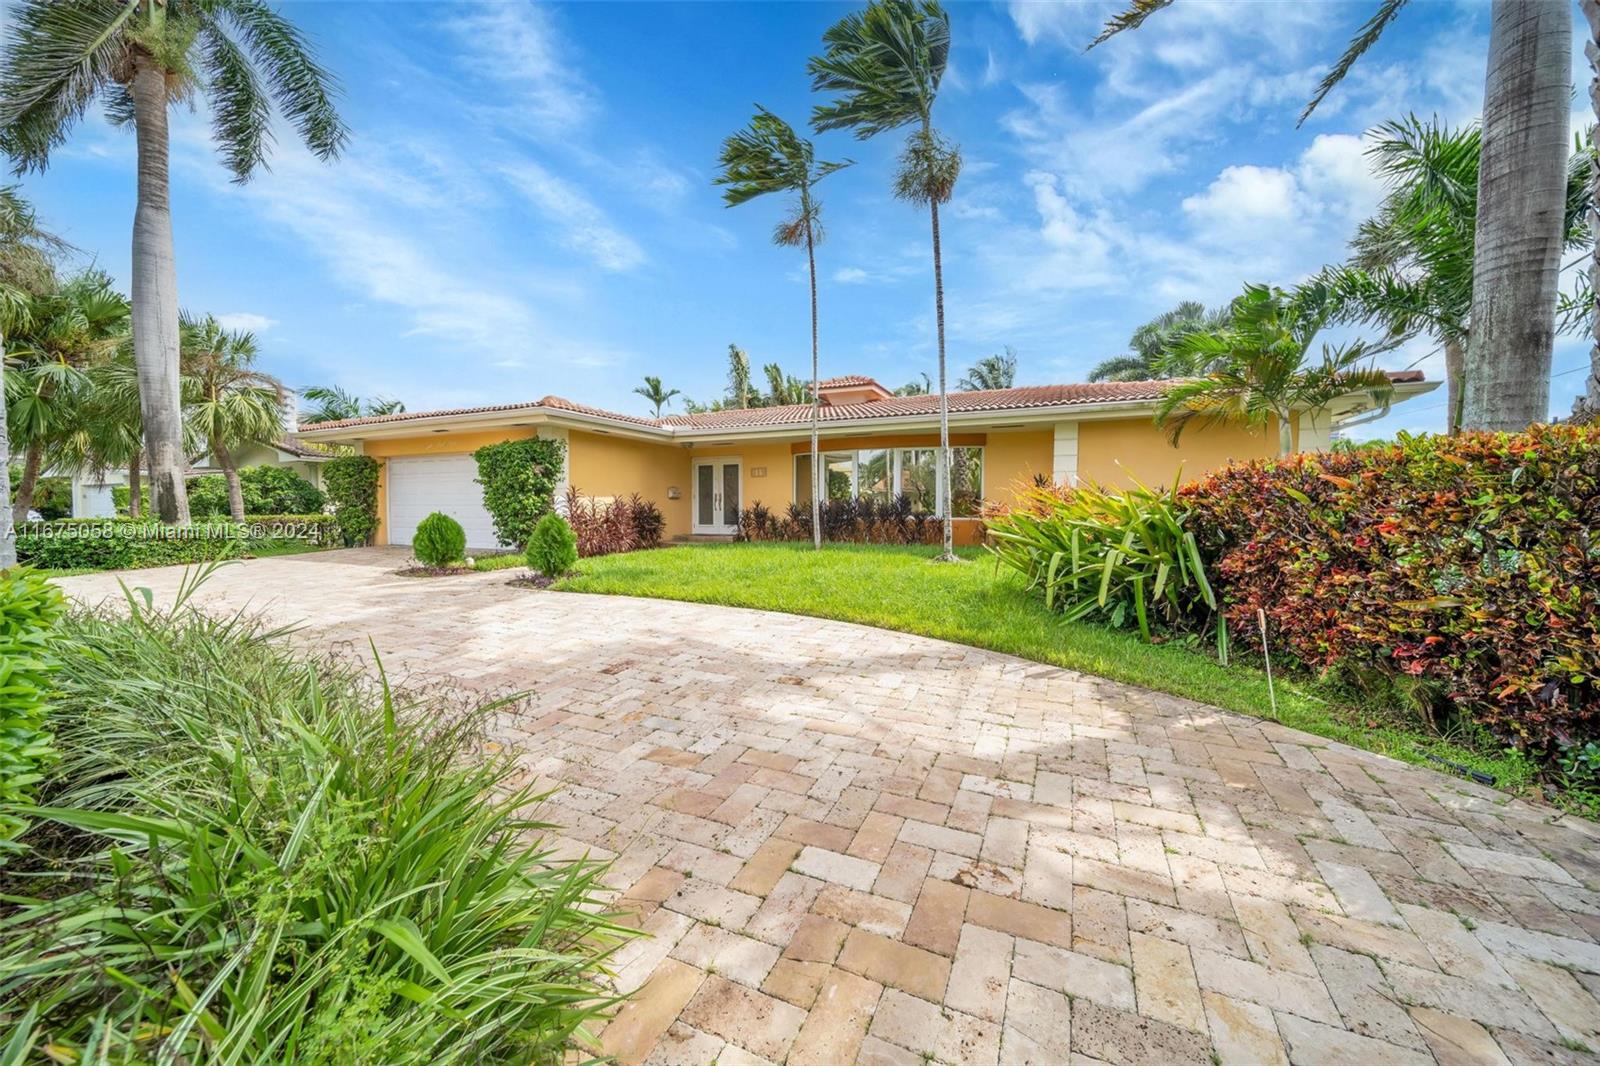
(413, 512, 466, 568)
(527, 513, 578, 578)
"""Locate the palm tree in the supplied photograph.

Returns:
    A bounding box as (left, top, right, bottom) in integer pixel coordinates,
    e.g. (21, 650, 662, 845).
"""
(959, 347, 1017, 390)
(633, 375, 680, 419)
(1576, 0, 1600, 423)
(182, 315, 286, 522)
(1088, 302, 1229, 382)
(1322, 118, 1592, 434)
(811, 0, 961, 560)
(1091, 0, 1572, 433)
(716, 106, 851, 551)
(726, 344, 754, 409)
(299, 385, 405, 424)
(762, 363, 809, 406)
(57, 351, 149, 517)
(0, 0, 348, 523)
(6, 271, 129, 516)
(1157, 284, 1396, 456)
(0, 185, 63, 563)
(894, 372, 933, 396)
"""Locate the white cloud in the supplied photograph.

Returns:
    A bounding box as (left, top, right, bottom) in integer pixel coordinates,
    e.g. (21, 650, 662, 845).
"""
(447, 3, 596, 135)
(214, 312, 278, 333)
(833, 267, 870, 284)
(501, 162, 646, 272)
(1182, 165, 1299, 233)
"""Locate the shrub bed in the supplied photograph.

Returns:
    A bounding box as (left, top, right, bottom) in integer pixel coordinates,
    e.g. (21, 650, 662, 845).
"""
(187, 465, 326, 517)
(0, 569, 63, 857)
(2, 572, 632, 1060)
(563, 487, 664, 557)
(738, 497, 942, 545)
(14, 515, 339, 571)
(1184, 424, 1599, 757)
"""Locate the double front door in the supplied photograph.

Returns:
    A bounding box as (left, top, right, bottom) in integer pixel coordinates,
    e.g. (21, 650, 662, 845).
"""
(693, 459, 741, 535)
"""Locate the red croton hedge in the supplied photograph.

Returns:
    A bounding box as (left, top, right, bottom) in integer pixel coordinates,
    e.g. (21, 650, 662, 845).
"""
(1182, 424, 1600, 755)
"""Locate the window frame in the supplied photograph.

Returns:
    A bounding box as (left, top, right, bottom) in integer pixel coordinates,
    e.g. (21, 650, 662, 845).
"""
(792, 445, 983, 517)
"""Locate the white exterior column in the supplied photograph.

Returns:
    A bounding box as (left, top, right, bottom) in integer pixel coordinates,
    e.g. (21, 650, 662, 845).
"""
(541, 426, 571, 514)
(1051, 421, 1079, 486)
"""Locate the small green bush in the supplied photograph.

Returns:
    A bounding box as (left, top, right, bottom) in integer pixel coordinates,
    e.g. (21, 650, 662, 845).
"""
(2, 576, 633, 1060)
(324, 454, 380, 545)
(528, 513, 578, 578)
(414, 511, 466, 567)
(473, 437, 566, 549)
(0, 568, 64, 855)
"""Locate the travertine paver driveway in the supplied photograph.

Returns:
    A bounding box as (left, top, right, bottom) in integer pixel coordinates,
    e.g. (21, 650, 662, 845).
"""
(59, 549, 1600, 1066)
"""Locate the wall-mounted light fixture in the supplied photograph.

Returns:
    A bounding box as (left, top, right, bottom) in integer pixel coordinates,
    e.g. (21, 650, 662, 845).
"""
(666, 486, 682, 500)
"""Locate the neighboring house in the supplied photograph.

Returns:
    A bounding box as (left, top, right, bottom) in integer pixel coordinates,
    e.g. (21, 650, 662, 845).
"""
(294, 373, 1435, 552)
(65, 440, 335, 518)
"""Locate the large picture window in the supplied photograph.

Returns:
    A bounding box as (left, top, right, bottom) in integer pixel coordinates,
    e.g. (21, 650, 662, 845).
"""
(795, 446, 982, 516)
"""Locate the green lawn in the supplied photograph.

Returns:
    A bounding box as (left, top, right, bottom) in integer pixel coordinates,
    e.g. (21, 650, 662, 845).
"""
(554, 542, 1535, 794)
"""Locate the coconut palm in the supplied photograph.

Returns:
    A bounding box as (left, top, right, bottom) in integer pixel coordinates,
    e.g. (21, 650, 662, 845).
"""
(633, 375, 680, 419)
(811, 0, 961, 560)
(299, 385, 404, 424)
(1088, 302, 1230, 382)
(1091, 0, 1572, 433)
(1322, 118, 1593, 434)
(6, 271, 129, 516)
(0, 0, 348, 523)
(0, 185, 63, 563)
(715, 106, 851, 550)
(959, 347, 1017, 391)
(181, 315, 286, 522)
(1157, 284, 1395, 456)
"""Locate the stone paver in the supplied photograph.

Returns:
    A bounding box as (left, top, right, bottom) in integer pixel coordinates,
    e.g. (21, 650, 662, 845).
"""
(59, 550, 1600, 1065)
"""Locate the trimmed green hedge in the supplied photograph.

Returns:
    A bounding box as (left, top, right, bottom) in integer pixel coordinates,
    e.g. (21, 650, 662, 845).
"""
(474, 438, 565, 549)
(14, 515, 339, 572)
(324, 455, 380, 546)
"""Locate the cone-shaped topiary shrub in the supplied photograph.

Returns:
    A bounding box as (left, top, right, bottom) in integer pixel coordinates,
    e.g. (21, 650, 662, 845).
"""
(528, 513, 578, 578)
(414, 512, 466, 568)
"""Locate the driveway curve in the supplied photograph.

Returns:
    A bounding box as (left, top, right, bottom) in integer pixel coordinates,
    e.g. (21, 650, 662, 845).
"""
(57, 549, 1600, 1065)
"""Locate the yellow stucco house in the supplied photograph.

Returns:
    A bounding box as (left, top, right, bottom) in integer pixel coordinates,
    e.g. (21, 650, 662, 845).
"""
(294, 372, 1433, 551)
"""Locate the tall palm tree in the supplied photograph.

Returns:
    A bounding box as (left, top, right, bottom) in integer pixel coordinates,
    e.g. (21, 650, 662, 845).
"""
(0, 0, 348, 523)
(6, 271, 129, 515)
(1158, 284, 1395, 456)
(299, 385, 404, 424)
(1577, 0, 1600, 423)
(0, 185, 62, 564)
(1323, 118, 1592, 434)
(726, 343, 754, 410)
(181, 314, 286, 522)
(959, 347, 1017, 390)
(1091, 0, 1572, 433)
(715, 106, 851, 551)
(811, 0, 961, 560)
(1088, 302, 1229, 382)
(633, 375, 680, 419)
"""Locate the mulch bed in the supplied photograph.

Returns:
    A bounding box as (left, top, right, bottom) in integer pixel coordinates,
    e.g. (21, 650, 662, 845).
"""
(393, 565, 476, 578)
(506, 574, 558, 590)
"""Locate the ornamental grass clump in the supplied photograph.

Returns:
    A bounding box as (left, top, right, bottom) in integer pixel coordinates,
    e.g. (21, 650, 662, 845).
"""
(1, 566, 632, 1063)
(985, 476, 1224, 654)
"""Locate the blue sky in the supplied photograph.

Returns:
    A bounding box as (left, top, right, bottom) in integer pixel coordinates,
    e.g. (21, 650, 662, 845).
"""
(17, 0, 1593, 437)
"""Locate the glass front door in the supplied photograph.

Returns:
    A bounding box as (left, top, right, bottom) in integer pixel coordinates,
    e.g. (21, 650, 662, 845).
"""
(693, 459, 740, 534)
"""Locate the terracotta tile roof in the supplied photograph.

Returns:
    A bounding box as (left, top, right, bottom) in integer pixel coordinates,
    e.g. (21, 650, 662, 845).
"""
(272, 437, 337, 458)
(296, 372, 1427, 436)
(817, 375, 883, 388)
(661, 380, 1172, 429)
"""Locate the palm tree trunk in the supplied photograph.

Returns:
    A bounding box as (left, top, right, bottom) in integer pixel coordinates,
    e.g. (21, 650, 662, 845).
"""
(806, 224, 821, 551)
(130, 52, 191, 524)
(127, 451, 142, 518)
(1575, 0, 1600, 424)
(13, 441, 43, 517)
(0, 336, 15, 567)
(932, 199, 954, 561)
(1444, 337, 1466, 434)
(1461, 0, 1571, 432)
(213, 437, 245, 522)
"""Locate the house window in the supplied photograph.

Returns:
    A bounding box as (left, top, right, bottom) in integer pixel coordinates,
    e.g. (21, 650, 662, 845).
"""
(794, 446, 982, 515)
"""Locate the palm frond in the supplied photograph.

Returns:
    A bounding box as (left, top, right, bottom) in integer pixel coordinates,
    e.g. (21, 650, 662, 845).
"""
(1086, 355, 1150, 383)
(809, 0, 949, 138)
(213, 0, 348, 165)
(1086, 0, 1176, 50)
(1300, 0, 1411, 126)
(0, 0, 138, 172)
(199, 24, 271, 182)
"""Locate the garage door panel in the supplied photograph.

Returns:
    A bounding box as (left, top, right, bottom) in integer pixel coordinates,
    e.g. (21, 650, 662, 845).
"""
(386, 454, 501, 550)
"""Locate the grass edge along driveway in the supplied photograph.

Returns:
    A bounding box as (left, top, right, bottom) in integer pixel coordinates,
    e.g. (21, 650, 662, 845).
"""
(552, 542, 1535, 796)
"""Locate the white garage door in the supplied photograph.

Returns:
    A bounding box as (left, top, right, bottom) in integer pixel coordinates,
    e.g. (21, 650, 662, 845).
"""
(386, 454, 501, 550)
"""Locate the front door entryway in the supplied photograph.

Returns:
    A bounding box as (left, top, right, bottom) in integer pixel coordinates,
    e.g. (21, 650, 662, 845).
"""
(692, 458, 741, 535)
